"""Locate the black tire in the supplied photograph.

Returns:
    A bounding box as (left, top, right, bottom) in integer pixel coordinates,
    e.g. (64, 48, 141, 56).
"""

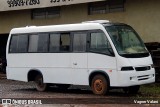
(2, 68, 6, 74)
(34, 74, 47, 92)
(57, 84, 70, 90)
(91, 75, 109, 95)
(123, 85, 140, 94)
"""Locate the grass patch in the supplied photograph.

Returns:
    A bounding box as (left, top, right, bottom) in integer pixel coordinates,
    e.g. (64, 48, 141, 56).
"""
(138, 83, 160, 97)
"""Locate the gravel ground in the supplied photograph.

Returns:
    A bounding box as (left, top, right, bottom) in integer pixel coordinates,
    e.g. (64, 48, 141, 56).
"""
(0, 74, 160, 107)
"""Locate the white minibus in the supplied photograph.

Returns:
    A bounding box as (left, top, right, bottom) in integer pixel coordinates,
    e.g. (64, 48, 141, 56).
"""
(6, 20, 155, 95)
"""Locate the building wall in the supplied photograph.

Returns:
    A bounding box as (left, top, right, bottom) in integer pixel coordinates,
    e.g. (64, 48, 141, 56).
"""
(0, 0, 160, 42)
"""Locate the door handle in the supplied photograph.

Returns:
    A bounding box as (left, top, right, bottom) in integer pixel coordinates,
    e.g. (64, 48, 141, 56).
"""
(73, 63, 77, 65)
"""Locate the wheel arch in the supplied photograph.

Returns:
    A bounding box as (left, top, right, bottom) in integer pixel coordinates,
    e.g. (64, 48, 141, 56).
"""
(89, 70, 110, 87)
(27, 69, 43, 82)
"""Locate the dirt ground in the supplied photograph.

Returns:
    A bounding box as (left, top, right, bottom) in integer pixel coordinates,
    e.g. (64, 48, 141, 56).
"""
(0, 73, 159, 107)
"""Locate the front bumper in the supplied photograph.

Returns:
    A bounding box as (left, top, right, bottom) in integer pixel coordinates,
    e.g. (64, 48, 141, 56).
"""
(110, 68, 155, 87)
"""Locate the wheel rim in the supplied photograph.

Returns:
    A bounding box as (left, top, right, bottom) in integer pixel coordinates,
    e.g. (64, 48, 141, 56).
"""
(94, 79, 104, 93)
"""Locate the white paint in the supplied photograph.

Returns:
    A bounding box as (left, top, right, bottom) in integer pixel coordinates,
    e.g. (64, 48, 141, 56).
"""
(6, 20, 155, 88)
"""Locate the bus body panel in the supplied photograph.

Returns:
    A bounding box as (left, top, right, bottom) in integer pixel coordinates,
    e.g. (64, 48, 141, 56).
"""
(112, 55, 155, 86)
(115, 69, 155, 87)
(7, 68, 28, 82)
(116, 55, 153, 69)
(7, 53, 89, 85)
(70, 53, 89, 85)
(88, 53, 117, 86)
(7, 53, 72, 84)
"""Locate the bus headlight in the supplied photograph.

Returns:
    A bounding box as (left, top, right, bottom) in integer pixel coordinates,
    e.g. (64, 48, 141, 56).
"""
(121, 66, 134, 71)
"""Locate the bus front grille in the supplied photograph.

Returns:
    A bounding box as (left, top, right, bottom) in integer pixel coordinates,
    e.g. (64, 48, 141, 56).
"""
(135, 66, 151, 71)
(137, 75, 150, 81)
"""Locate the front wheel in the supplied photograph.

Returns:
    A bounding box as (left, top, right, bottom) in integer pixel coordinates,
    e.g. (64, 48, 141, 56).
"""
(34, 74, 47, 92)
(91, 75, 109, 95)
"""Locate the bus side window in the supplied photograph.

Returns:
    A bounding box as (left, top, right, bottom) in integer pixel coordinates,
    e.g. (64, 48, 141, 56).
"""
(37, 33, 49, 52)
(9, 34, 28, 53)
(28, 33, 49, 53)
(28, 34, 39, 52)
(73, 32, 87, 52)
(49, 33, 71, 52)
(89, 31, 114, 56)
(49, 33, 60, 52)
(60, 33, 71, 52)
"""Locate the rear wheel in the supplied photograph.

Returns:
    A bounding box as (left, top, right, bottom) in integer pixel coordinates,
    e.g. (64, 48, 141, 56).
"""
(91, 75, 109, 95)
(34, 74, 47, 92)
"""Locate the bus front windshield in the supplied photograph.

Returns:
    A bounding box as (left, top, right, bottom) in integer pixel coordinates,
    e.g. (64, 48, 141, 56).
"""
(105, 25, 149, 58)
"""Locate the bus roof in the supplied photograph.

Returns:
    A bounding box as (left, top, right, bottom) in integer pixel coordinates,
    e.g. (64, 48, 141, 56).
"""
(10, 20, 126, 34)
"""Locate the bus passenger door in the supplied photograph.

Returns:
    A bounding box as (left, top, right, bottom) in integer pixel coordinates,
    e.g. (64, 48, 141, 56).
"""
(71, 32, 89, 85)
